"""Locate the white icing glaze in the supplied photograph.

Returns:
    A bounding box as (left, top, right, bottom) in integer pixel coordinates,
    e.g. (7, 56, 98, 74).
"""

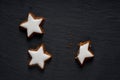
(28, 45, 51, 69)
(77, 41, 94, 65)
(20, 13, 43, 37)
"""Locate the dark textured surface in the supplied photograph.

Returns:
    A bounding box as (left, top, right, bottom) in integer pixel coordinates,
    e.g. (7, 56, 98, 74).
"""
(0, 0, 120, 80)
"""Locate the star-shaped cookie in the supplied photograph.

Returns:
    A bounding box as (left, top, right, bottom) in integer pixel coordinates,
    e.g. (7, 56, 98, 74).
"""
(76, 41, 94, 65)
(28, 44, 52, 69)
(20, 13, 44, 37)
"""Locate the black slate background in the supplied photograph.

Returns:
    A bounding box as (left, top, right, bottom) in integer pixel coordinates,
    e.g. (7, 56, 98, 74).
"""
(0, 0, 120, 80)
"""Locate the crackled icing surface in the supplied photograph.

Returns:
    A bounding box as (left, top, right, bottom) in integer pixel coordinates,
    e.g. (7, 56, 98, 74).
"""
(20, 13, 43, 37)
(28, 45, 51, 69)
(76, 41, 94, 65)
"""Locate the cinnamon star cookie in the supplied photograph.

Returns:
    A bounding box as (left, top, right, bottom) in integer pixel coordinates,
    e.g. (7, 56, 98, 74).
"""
(20, 13, 44, 37)
(28, 44, 52, 69)
(75, 41, 94, 65)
